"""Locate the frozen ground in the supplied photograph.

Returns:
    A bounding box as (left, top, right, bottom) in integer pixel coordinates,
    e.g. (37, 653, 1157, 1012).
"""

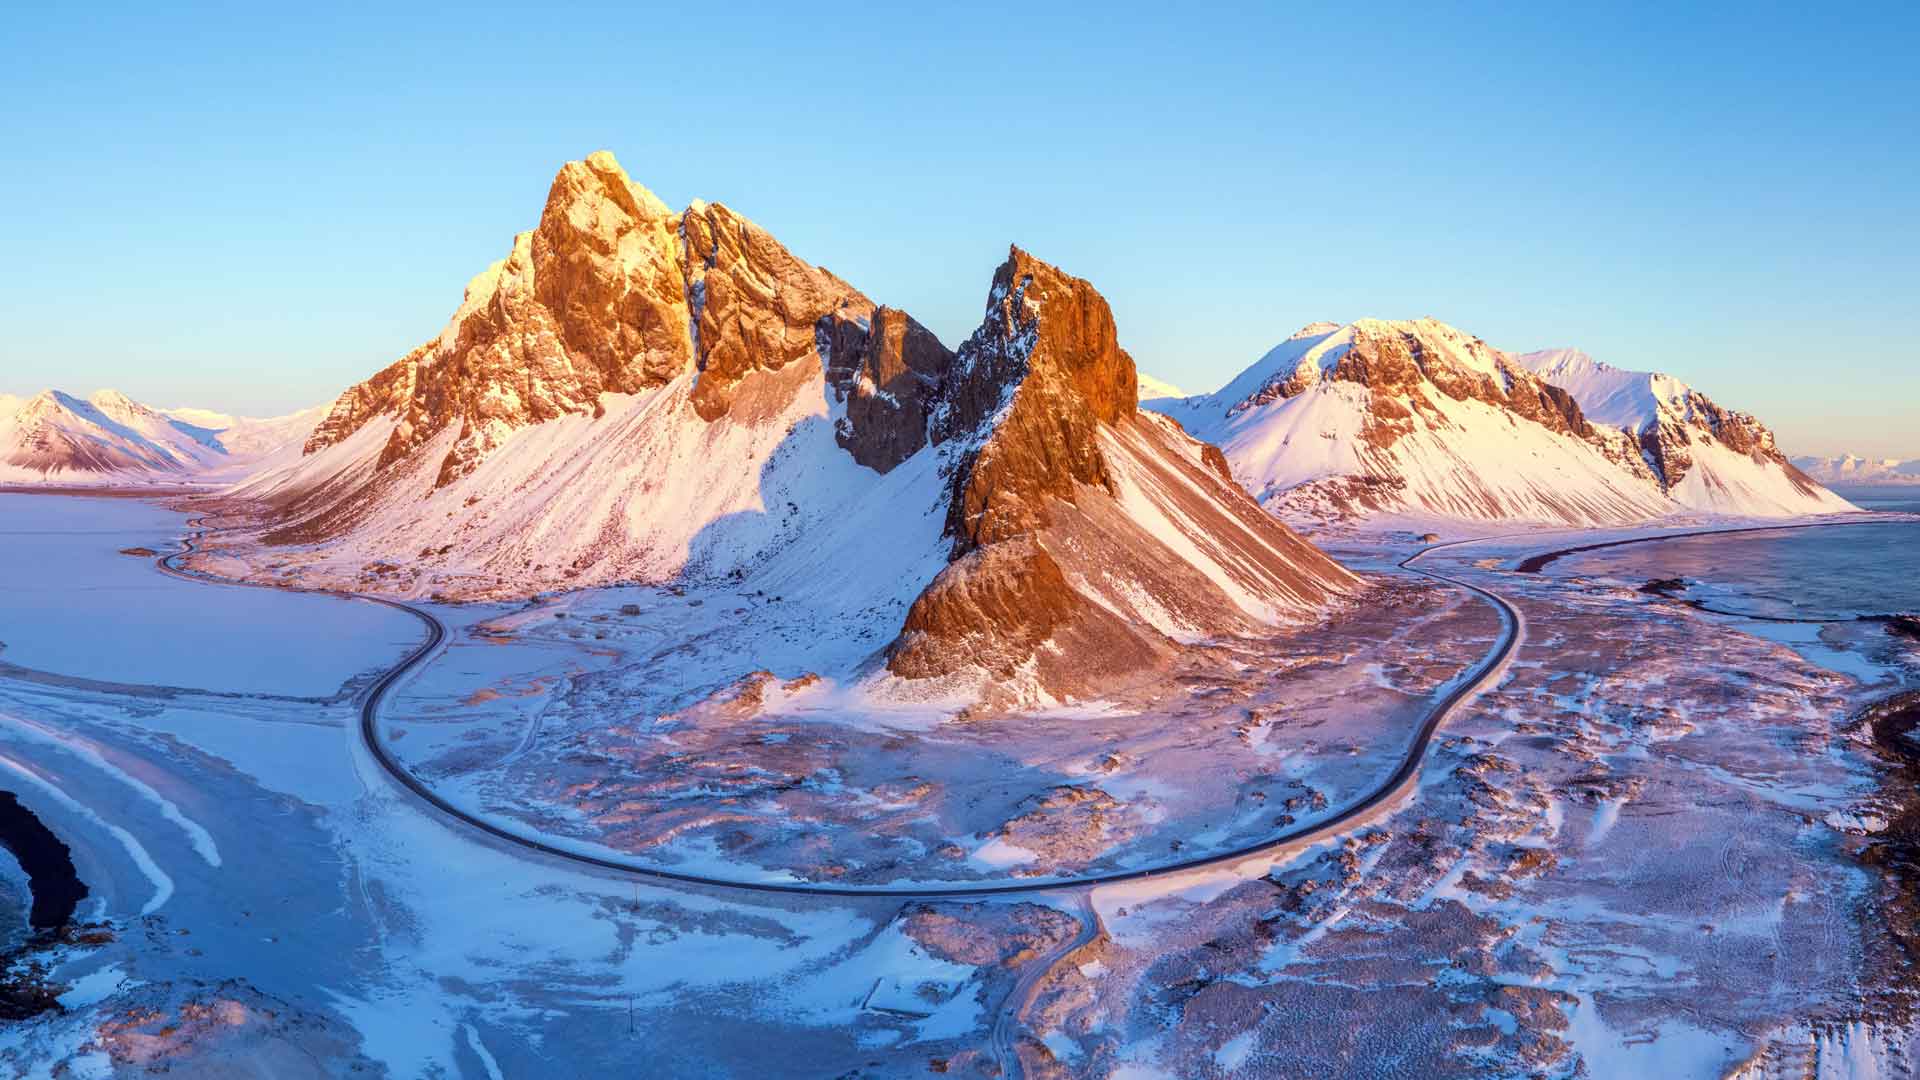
(371, 571, 1492, 886)
(0, 495, 408, 696)
(0, 495, 1916, 1077)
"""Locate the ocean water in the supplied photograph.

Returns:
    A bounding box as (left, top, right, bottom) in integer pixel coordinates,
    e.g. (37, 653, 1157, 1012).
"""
(1556, 512, 1920, 622)
(1833, 485, 1920, 515)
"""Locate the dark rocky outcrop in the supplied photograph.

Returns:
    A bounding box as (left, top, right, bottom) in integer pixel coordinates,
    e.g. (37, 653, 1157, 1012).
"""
(822, 306, 954, 473)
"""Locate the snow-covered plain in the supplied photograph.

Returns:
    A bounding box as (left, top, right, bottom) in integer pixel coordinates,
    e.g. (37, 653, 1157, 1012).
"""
(0, 494, 1916, 1076)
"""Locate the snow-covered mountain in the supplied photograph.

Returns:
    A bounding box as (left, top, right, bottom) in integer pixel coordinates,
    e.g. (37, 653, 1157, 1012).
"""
(1146, 320, 1851, 527)
(1790, 453, 1920, 487)
(1517, 349, 1852, 516)
(232, 151, 1357, 697)
(1147, 319, 1679, 525)
(0, 389, 324, 485)
(1136, 372, 1187, 405)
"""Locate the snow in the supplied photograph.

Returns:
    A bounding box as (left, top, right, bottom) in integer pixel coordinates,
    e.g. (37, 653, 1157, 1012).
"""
(1135, 372, 1188, 404)
(1519, 347, 1855, 517)
(0, 494, 414, 695)
(0, 386, 327, 485)
(235, 367, 954, 610)
(1794, 454, 1920, 486)
(1158, 352, 1672, 526)
(1145, 319, 1854, 527)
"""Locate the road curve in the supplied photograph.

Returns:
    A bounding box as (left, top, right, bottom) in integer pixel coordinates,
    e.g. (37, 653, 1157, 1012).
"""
(157, 521, 1519, 899)
(991, 890, 1102, 1076)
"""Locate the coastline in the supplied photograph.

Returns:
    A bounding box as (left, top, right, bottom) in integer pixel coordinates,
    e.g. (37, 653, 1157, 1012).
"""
(0, 791, 85, 931)
(1859, 689, 1920, 1020)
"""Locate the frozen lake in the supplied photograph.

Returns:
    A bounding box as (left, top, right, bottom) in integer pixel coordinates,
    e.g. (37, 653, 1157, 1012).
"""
(0, 493, 418, 696)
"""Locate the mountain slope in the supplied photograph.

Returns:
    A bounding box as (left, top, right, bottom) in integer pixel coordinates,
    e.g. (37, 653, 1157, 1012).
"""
(0, 389, 322, 484)
(888, 250, 1357, 692)
(1149, 319, 1675, 526)
(1518, 349, 1853, 515)
(229, 152, 1357, 699)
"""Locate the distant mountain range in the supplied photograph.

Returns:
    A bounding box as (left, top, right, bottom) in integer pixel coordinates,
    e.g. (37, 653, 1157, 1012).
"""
(0, 389, 323, 485)
(1145, 326, 1850, 525)
(7, 154, 1865, 629)
(1790, 454, 1920, 487)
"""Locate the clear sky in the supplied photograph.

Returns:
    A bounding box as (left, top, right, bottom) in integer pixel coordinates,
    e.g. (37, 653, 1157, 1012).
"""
(3, 3, 1916, 457)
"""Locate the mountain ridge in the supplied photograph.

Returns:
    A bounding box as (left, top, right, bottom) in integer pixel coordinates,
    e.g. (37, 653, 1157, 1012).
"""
(219, 151, 1358, 701)
(1147, 319, 1852, 526)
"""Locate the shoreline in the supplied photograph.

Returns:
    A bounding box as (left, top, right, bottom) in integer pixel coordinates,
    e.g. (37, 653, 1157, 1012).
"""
(1857, 689, 1920, 1019)
(0, 791, 86, 931)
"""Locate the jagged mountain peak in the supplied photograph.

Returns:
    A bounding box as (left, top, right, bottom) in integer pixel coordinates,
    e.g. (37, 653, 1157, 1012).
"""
(302, 151, 872, 483)
(557, 149, 674, 223)
(239, 193, 1357, 702)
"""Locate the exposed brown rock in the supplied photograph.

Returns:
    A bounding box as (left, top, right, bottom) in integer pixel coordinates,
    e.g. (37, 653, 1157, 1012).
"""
(886, 247, 1354, 692)
(300, 151, 874, 488)
(932, 249, 1135, 552)
(823, 306, 954, 472)
(681, 200, 871, 421)
(1633, 387, 1818, 495)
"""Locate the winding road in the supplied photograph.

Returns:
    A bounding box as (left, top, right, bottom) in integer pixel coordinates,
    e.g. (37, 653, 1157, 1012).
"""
(140, 513, 1912, 1077)
(155, 520, 1537, 1079)
(158, 523, 1523, 900)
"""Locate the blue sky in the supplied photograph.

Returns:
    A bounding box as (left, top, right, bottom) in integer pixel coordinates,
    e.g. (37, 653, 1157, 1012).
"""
(3, 3, 1915, 456)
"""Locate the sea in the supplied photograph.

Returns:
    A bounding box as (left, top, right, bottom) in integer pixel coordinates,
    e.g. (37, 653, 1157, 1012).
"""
(1552, 486, 1920, 622)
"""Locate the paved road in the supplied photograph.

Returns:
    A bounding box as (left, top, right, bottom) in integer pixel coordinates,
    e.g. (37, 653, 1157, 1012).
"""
(990, 890, 1102, 1076)
(158, 522, 1522, 899)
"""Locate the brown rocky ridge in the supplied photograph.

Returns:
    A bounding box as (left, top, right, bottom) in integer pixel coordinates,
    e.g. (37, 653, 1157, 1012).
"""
(244, 151, 1359, 695)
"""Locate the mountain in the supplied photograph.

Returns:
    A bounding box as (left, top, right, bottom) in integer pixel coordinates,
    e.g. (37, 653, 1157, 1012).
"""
(1790, 454, 1920, 487)
(1517, 349, 1853, 515)
(1147, 320, 1851, 526)
(1148, 319, 1678, 525)
(1136, 372, 1187, 405)
(0, 389, 323, 485)
(232, 151, 1358, 697)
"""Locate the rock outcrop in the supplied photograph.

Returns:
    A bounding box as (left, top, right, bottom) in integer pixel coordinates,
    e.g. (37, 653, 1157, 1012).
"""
(888, 249, 1358, 691)
(302, 151, 872, 486)
(243, 154, 1359, 701)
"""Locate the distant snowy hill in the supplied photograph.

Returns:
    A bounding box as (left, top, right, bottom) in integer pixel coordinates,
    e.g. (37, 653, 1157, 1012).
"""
(1147, 319, 1676, 525)
(230, 151, 1357, 700)
(1791, 453, 1920, 486)
(1146, 321, 1851, 526)
(0, 389, 326, 485)
(1136, 372, 1188, 405)
(1517, 349, 1852, 516)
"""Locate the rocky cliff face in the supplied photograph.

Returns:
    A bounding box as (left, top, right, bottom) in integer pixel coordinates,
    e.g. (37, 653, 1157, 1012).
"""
(888, 250, 1357, 691)
(821, 306, 953, 473)
(249, 155, 1358, 702)
(302, 151, 872, 487)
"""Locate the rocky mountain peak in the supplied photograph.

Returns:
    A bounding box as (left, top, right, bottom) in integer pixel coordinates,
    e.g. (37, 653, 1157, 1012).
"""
(301, 152, 875, 483)
(888, 248, 1354, 690)
(930, 247, 1137, 552)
